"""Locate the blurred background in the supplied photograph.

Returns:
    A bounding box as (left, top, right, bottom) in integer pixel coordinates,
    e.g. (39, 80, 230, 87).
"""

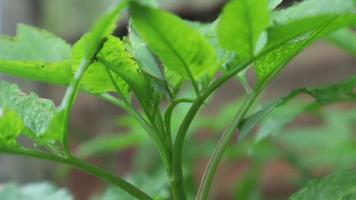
(0, 0, 355, 200)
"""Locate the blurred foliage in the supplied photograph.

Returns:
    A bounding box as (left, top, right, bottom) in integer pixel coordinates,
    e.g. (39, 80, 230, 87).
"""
(0, 182, 73, 200)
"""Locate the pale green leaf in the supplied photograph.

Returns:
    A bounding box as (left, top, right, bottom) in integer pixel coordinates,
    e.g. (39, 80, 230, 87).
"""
(0, 81, 61, 145)
(128, 26, 172, 99)
(0, 24, 71, 62)
(256, 10, 356, 86)
(0, 182, 73, 200)
(130, 2, 218, 80)
(289, 171, 356, 200)
(267, 0, 355, 49)
(218, 0, 270, 59)
(326, 29, 356, 55)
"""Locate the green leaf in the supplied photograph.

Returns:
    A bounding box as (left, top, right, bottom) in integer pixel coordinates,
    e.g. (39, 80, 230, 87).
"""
(0, 182, 73, 200)
(326, 29, 356, 55)
(0, 80, 61, 145)
(218, 0, 270, 59)
(267, 0, 355, 49)
(80, 62, 130, 95)
(130, 2, 218, 81)
(240, 77, 356, 142)
(189, 20, 237, 69)
(256, 4, 356, 87)
(0, 109, 24, 146)
(0, 24, 71, 62)
(0, 24, 72, 85)
(128, 26, 164, 80)
(98, 36, 154, 113)
(71, 1, 129, 94)
(289, 171, 356, 200)
(128, 26, 172, 99)
(269, 0, 283, 10)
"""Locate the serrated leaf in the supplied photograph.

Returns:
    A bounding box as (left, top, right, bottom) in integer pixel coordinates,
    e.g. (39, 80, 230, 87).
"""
(267, 0, 355, 50)
(289, 171, 356, 200)
(0, 24, 72, 85)
(218, 0, 270, 60)
(0, 24, 71, 62)
(256, 7, 356, 86)
(0, 182, 73, 200)
(71, 1, 128, 94)
(326, 29, 356, 55)
(130, 2, 218, 80)
(240, 77, 356, 142)
(0, 80, 61, 146)
(98, 36, 154, 113)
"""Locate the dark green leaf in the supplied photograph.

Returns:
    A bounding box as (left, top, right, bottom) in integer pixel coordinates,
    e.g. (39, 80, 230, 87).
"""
(218, 0, 270, 59)
(130, 2, 218, 80)
(289, 171, 356, 200)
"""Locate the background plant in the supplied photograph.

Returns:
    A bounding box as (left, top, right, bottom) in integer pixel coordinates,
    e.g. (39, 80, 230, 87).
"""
(0, 0, 355, 199)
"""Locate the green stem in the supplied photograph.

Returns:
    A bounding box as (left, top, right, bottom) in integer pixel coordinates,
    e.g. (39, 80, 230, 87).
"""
(0, 147, 152, 200)
(195, 91, 260, 200)
(171, 61, 253, 200)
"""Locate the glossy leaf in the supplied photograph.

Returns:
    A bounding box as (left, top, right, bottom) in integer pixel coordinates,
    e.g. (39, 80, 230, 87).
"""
(130, 2, 218, 80)
(289, 171, 356, 200)
(218, 0, 270, 59)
